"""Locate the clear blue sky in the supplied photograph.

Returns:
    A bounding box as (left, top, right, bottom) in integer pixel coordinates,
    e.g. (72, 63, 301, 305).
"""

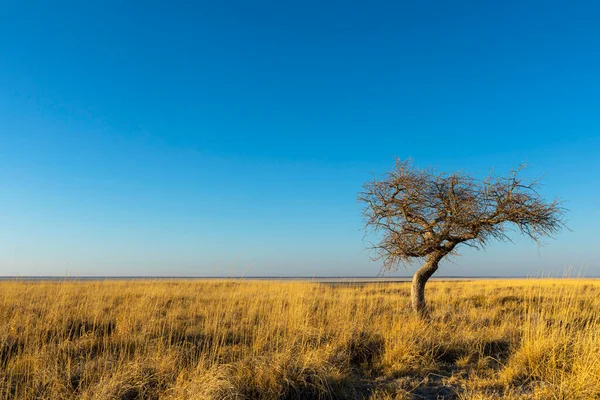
(1, 1, 598, 276)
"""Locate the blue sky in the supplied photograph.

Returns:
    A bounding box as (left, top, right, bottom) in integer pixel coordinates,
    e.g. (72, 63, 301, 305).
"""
(1, 1, 598, 276)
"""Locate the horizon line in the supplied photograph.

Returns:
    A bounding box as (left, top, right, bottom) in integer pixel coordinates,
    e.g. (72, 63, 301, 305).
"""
(0, 275, 597, 280)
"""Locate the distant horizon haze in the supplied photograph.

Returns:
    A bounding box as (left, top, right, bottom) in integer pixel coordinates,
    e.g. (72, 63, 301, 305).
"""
(1, 273, 598, 280)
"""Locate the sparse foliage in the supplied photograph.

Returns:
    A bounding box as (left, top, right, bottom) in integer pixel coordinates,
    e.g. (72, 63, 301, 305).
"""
(359, 159, 567, 316)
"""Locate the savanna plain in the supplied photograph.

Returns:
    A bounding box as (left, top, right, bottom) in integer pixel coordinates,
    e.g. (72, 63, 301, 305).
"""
(1, 278, 599, 399)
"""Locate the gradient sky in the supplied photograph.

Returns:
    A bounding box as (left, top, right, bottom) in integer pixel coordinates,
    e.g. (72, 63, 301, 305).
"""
(1, 1, 599, 277)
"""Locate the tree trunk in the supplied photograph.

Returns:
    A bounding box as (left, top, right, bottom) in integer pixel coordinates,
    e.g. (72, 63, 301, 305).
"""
(411, 253, 443, 318)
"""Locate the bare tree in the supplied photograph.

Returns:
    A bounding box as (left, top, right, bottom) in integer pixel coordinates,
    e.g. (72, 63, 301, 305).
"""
(358, 159, 567, 318)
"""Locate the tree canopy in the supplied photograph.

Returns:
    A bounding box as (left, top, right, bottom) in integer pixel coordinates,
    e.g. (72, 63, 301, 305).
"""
(359, 159, 567, 271)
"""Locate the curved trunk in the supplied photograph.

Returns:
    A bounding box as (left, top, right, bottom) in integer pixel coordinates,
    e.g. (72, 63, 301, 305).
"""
(411, 252, 444, 318)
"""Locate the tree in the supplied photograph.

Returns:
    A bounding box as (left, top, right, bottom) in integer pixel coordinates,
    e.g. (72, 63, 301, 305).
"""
(358, 159, 567, 318)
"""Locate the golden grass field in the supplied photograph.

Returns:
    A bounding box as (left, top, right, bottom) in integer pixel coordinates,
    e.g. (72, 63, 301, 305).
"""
(1, 278, 599, 399)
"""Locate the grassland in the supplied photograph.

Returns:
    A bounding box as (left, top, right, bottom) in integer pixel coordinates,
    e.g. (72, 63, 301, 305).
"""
(1, 278, 599, 399)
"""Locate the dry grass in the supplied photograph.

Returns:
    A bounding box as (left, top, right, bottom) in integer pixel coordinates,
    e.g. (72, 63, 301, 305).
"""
(1, 278, 599, 399)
